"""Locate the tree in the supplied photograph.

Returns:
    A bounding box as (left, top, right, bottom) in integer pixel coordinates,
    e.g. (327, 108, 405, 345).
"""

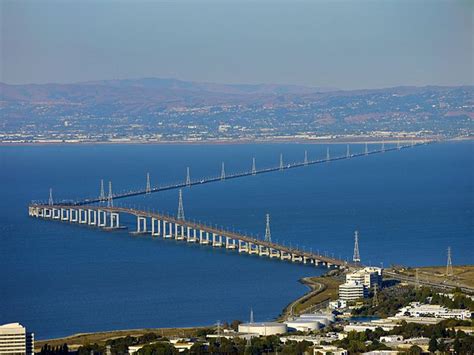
(407, 345, 423, 355)
(428, 335, 438, 353)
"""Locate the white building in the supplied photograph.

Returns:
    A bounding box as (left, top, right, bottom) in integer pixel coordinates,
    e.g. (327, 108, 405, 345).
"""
(238, 322, 287, 336)
(396, 302, 472, 320)
(339, 281, 367, 301)
(346, 267, 382, 289)
(0, 323, 34, 355)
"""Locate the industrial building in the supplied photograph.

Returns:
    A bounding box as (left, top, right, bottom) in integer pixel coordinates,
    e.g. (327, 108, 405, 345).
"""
(0, 323, 34, 355)
(238, 322, 287, 336)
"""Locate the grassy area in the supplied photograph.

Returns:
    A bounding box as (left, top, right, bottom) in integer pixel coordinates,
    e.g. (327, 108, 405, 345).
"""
(35, 326, 209, 352)
(400, 265, 474, 289)
(279, 275, 343, 320)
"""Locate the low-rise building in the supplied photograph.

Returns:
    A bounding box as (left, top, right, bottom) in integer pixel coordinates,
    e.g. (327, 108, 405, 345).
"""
(396, 302, 472, 320)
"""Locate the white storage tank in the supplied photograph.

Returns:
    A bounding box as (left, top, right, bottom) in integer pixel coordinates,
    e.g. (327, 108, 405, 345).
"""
(238, 322, 287, 336)
(285, 319, 321, 332)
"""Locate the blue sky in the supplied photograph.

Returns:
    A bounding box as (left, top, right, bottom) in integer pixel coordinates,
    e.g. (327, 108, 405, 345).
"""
(1, 0, 472, 89)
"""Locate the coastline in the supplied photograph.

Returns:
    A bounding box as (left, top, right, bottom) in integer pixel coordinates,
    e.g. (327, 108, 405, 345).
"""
(1, 136, 470, 147)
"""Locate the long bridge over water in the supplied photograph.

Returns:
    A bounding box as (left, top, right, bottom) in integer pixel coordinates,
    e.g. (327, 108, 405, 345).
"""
(39, 140, 430, 207)
(29, 204, 352, 268)
(29, 140, 433, 269)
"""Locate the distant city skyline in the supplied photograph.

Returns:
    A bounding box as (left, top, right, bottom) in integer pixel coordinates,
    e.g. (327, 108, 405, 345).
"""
(1, 0, 472, 89)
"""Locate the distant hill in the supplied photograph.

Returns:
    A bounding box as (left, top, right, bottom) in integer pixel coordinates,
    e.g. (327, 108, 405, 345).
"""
(0, 78, 336, 107)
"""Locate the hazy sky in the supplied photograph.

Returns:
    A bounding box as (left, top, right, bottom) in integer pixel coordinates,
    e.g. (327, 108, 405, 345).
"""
(1, 0, 472, 89)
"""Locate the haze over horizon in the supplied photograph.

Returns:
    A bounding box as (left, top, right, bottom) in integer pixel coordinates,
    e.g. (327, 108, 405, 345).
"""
(1, 0, 472, 90)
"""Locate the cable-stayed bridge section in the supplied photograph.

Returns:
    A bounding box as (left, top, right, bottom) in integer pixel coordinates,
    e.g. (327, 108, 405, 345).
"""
(28, 204, 352, 269)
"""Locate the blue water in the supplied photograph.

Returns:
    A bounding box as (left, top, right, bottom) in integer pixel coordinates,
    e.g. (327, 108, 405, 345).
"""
(0, 142, 472, 339)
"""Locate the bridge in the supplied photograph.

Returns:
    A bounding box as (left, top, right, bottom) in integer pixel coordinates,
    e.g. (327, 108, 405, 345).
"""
(42, 140, 431, 207)
(28, 140, 433, 269)
(28, 204, 352, 268)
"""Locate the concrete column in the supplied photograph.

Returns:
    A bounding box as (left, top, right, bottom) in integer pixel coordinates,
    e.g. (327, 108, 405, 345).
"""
(60, 208, 69, 221)
(174, 223, 178, 238)
(157, 218, 161, 235)
(88, 210, 97, 226)
(53, 208, 60, 220)
(70, 209, 78, 222)
(38, 208, 45, 217)
(109, 212, 119, 228)
(97, 210, 107, 227)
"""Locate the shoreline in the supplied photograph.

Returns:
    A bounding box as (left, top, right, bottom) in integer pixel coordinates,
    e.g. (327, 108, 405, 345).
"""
(34, 271, 342, 348)
(1, 136, 471, 147)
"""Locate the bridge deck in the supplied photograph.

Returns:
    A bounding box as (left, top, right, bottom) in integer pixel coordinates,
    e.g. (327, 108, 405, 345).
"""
(29, 204, 352, 268)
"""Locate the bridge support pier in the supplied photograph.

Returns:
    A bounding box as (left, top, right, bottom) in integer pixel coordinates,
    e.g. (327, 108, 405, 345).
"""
(151, 218, 160, 236)
(175, 223, 185, 240)
(163, 221, 172, 238)
(135, 216, 147, 233)
(291, 254, 303, 263)
(70, 209, 78, 222)
(248, 243, 259, 255)
(108, 212, 119, 229)
(199, 231, 209, 244)
(187, 228, 197, 243)
(225, 237, 236, 249)
(269, 248, 280, 258)
(61, 208, 69, 221)
(97, 210, 107, 227)
(258, 245, 269, 256)
(238, 240, 248, 253)
(52, 208, 60, 220)
(79, 209, 88, 224)
(38, 208, 45, 218)
(88, 209, 97, 226)
(212, 233, 222, 247)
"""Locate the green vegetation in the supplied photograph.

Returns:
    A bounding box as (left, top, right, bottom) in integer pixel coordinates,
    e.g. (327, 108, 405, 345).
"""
(39, 344, 69, 355)
(332, 330, 391, 353)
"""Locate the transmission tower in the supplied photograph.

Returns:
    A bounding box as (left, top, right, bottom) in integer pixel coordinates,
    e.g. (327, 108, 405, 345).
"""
(304, 150, 308, 166)
(186, 167, 191, 187)
(251, 157, 256, 176)
(346, 144, 350, 158)
(221, 162, 225, 181)
(146, 172, 151, 194)
(326, 147, 330, 161)
(279, 153, 284, 171)
(264, 214, 271, 242)
(107, 181, 113, 207)
(177, 189, 185, 220)
(446, 247, 453, 277)
(353, 230, 361, 263)
(99, 179, 105, 201)
(48, 188, 53, 206)
(365, 142, 368, 155)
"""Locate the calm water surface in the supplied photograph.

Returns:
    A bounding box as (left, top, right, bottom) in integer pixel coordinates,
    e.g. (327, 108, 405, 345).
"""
(0, 142, 472, 338)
